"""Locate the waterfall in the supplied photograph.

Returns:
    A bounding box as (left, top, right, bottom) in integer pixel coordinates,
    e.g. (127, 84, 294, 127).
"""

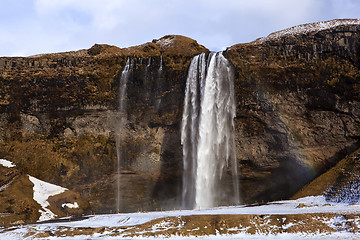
(155, 56, 163, 111)
(159, 55, 163, 72)
(181, 53, 206, 209)
(181, 52, 239, 209)
(115, 58, 133, 212)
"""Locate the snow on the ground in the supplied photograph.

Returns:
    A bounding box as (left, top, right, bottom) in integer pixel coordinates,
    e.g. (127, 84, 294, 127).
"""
(0, 182, 12, 192)
(0, 159, 16, 168)
(28, 175, 67, 222)
(62, 202, 79, 209)
(3, 232, 358, 240)
(33, 195, 360, 229)
(2, 196, 360, 239)
(156, 36, 176, 48)
(257, 19, 360, 43)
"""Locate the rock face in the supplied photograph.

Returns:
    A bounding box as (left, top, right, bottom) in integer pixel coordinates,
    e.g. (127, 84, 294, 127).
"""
(292, 148, 360, 201)
(0, 161, 88, 224)
(0, 35, 209, 220)
(0, 20, 360, 223)
(226, 19, 360, 202)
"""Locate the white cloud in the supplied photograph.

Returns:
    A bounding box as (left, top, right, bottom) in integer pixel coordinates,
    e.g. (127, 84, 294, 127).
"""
(0, 0, 359, 56)
(35, 0, 125, 14)
(327, 0, 360, 19)
(35, 0, 126, 30)
(197, 0, 321, 28)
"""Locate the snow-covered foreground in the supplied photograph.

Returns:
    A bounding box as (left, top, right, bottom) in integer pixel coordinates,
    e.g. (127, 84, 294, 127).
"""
(1, 196, 360, 239)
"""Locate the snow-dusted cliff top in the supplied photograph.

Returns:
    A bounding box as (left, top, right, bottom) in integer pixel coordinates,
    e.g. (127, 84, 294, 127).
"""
(256, 19, 360, 44)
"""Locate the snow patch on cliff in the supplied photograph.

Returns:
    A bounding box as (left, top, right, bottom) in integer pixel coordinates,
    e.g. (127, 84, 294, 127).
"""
(258, 19, 360, 43)
(62, 202, 79, 209)
(0, 159, 16, 168)
(155, 36, 176, 48)
(28, 175, 67, 222)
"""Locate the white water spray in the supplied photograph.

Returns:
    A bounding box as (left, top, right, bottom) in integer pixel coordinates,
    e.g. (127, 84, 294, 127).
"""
(181, 53, 206, 209)
(115, 58, 133, 212)
(181, 52, 239, 209)
(155, 56, 163, 111)
(159, 55, 163, 72)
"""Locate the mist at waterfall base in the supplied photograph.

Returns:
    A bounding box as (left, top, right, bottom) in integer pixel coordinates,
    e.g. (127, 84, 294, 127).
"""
(181, 52, 240, 210)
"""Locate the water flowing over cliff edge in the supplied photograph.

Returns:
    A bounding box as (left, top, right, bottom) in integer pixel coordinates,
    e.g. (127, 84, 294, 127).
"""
(0, 19, 360, 224)
(181, 52, 239, 209)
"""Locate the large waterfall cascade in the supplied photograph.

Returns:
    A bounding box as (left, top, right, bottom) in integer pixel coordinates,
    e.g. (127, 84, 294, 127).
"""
(181, 52, 240, 209)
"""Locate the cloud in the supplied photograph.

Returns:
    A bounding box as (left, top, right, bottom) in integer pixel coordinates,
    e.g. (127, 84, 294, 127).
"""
(35, 0, 126, 30)
(0, 0, 359, 56)
(35, 0, 125, 14)
(326, 0, 360, 19)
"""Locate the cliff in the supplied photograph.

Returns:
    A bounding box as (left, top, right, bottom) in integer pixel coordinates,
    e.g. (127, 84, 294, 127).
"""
(0, 19, 360, 224)
(0, 35, 209, 223)
(226, 19, 360, 202)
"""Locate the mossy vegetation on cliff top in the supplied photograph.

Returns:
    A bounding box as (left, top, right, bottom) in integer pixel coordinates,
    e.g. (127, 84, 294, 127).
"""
(0, 35, 208, 110)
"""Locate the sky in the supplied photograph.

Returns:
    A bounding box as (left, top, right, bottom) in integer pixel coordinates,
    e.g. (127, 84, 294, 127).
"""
(0, 0, 360, 57)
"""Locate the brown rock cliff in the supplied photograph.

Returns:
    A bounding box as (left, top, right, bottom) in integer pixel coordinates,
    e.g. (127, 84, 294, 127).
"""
(0, 20, 359, 223)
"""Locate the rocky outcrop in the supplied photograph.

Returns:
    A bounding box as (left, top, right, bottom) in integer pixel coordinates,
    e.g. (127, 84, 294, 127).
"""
(0, 162, 88, 224)
(226, 19, 360, 202)
(0, 35, 208, 219)
(0, 20, 359, 223)
(292, 148, 360, 201)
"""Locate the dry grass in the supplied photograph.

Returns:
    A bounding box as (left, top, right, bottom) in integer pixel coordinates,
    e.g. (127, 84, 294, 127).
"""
(0, 173, 41, 224)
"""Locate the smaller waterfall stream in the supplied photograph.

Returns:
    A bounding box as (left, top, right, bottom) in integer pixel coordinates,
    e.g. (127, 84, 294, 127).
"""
(155, 56, 163, 111)
(181, 52, 239, 209)
(115, 58, 133, 212)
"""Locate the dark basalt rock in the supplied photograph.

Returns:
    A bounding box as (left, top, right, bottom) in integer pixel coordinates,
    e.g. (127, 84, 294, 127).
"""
(0, 20, 359, 223)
